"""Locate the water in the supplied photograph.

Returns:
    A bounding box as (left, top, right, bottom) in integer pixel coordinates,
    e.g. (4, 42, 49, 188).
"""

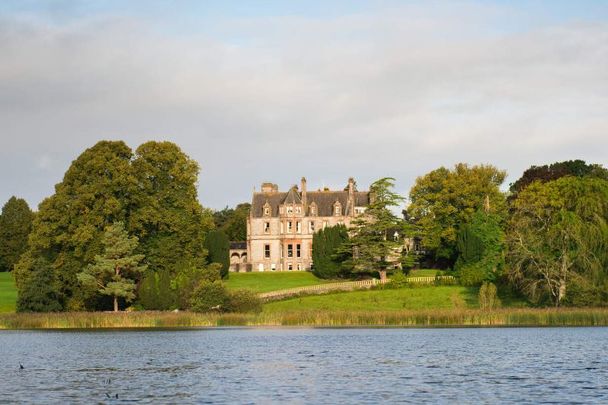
(0, 327, 607, 404)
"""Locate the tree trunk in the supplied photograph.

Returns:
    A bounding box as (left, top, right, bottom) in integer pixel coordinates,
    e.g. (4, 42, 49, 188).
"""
(379, 270, 387, 282)
(114, 296, 118, 312)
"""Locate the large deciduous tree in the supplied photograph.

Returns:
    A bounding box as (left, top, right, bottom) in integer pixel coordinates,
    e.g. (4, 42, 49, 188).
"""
(213, 203, 251, 242)
(204, 230, 230, 279)
(14, 141, 135, 310)
(129, 141, 211, 273)
(78, 222, 147, 312)
(507, 176, 608, 306)
(407, 163, 507, 266)
(0, 197, 34, 272)
(341, 177, 405, 281)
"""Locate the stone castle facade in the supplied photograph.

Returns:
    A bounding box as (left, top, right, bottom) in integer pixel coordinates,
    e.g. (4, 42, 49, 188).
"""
(240, 177, 370, 272)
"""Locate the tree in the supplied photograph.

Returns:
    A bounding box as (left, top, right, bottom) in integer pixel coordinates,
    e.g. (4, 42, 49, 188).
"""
(509, 159, 608, 195)
(217, 203, 250, 241)
(340, 177, 405, 281)
(506, 176, 608, 306)
(455, 210, 505, 286)
(16, 258, 62, 312)
(407, 163, 507, 266)
(14, 141, 135, 310)
(129, 141, 211, 275)
(78, 222, 147, 312)
(312, 224, 349, 279)
(0, 197, 34, 272)
(204, 230, 230, 279)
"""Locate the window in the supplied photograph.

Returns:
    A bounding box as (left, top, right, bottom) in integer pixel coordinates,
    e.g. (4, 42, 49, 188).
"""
(310, 206, 317, 216)
(264, 206, 270, 216)
(287, 221, 293, 233)
(295, 206, 302, 214)
(296, 221, 301, 234)
(309, 221, 315, 233)
(297, 263, 302, 271)
(271, 263, 276, 271)
(287, 244, 293, 258)
(334, 205, 341, 215)
(355, 207, 366, 215)
(264, 222, 270, 234)
(264, 244, 270, 259)
(288, 263, 293, 271)
(296, 244, 301, 258)
(286, 206, 293, 215)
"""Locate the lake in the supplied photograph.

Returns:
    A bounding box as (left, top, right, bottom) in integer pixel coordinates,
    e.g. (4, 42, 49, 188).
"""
(0, 327, 607, 403)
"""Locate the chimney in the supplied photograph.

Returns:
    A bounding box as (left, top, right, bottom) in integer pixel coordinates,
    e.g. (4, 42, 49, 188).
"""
(261, 182, 278, 194)
(301, 177, 307, 210)
(346, 177, 355, 215)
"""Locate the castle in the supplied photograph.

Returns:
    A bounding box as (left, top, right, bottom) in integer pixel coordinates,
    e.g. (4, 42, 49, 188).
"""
(230, 177, 370, 272)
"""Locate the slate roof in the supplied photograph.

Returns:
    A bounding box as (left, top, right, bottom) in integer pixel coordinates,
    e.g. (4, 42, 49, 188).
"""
(251, 189, 369, 218)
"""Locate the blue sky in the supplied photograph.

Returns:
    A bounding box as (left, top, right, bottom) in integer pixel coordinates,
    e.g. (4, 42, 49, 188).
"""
(1, 1, 607, 210)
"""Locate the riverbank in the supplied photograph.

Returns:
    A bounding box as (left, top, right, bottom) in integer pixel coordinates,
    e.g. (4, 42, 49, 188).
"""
(2, 308, 608, 329)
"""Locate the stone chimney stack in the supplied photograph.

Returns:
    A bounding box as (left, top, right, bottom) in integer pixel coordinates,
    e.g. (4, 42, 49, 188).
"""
(301, 177, 307, 209)
(347, 177, 355, 216)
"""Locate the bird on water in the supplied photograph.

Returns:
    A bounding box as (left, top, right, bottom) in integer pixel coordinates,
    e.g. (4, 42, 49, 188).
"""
(19, 363, 24, 370)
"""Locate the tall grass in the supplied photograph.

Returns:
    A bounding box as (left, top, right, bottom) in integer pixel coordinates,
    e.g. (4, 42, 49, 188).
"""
(2, 308, 608, 329)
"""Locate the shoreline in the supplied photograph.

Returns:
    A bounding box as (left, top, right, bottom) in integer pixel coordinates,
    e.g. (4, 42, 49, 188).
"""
(2, 308, 608, 330)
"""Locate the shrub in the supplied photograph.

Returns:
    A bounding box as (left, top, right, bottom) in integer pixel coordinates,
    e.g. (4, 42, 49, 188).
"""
(190, 281, 230, 312)
(16, 258, 62, 312)
(479, 282, 501, 310)
(226, 289, 263, 313)
(387, 271, 409, 289)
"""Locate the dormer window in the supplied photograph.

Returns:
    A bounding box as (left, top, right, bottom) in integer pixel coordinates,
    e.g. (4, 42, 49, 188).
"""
(309, 203, 317, 216)
(333, 201, 342, 216)
(295, 206, 302, 214)
(286, 206, 293, 215)
(263, 202, 271, 217)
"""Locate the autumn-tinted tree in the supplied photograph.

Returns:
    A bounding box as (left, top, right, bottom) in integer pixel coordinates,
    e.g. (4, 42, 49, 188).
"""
(507, 176, 608, 306)
(407, 163, 507, 266)
(0, 197, 34, 272)
(204, 230, 230, 279)
(340, 177, 405, 281)
(509, 159, 608, 195)
(312, 225, 350, 279)
(14, 141, 135, 310)
(78, 222, 147, 312)
(129, 141, 211, 274)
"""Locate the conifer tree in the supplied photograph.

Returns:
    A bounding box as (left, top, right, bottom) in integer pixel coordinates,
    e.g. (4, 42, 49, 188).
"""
(78, 222, 147, 312)
(0, 197, 34, 272)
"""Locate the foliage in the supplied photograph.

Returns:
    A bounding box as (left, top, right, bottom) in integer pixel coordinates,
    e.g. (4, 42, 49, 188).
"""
(137, 268, 177, 310)
(478, 282, 501, 310)
(407, 163, 507, 266)
(339, 177, 406, 280)
(509, 159, 608, 195)
(15, 141, 135, 310)
(189, 281, 230, 312)
(16, 258, 62, 313)
(213, 203, 251, 241)
(387, 271, 409, 289)
(455, 211, 505, 286)
(77, 222, 147, 311)
(0, 197, 34, 272)
(172, 262, 222, 309)
(507, 176, 608, 307)
(312, 224, 350, 279)
(225, 289, 263, 313)
(204, 230, 230, 279)
(129, 141, 211, 275)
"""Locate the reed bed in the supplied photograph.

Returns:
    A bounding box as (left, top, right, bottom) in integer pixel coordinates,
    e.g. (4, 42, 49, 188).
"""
(2, 308, 608, 329)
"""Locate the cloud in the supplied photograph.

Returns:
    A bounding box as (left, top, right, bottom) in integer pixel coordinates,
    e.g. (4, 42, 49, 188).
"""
(0, 3, 607, 210)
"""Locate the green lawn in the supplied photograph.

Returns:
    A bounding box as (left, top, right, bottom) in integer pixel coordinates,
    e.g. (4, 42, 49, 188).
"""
(225, 271, 332, 293)
(408, 269, 446, 277)
(0, 272, 17, 313)
(263, 285, 479, 312)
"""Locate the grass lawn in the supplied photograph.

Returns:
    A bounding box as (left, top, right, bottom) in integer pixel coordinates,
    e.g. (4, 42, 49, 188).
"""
(408, 269, 446, 277)
(263, 285, 480, 312)
(225, 271, 332, 293)
(0, 272, 17, 313)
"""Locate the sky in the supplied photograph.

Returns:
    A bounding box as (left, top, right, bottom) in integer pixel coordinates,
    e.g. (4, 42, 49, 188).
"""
(1, 0, 607, 211)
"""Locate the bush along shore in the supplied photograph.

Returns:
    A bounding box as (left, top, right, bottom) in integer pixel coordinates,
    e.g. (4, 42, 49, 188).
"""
(2, 308, 608, 329)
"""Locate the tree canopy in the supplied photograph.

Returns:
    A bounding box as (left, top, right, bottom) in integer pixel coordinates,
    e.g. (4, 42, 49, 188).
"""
(213, 203, 250, 241)
(0, 197, 34, 272)
(407, 163, 507, 266)
(312, 224, 349, 279)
